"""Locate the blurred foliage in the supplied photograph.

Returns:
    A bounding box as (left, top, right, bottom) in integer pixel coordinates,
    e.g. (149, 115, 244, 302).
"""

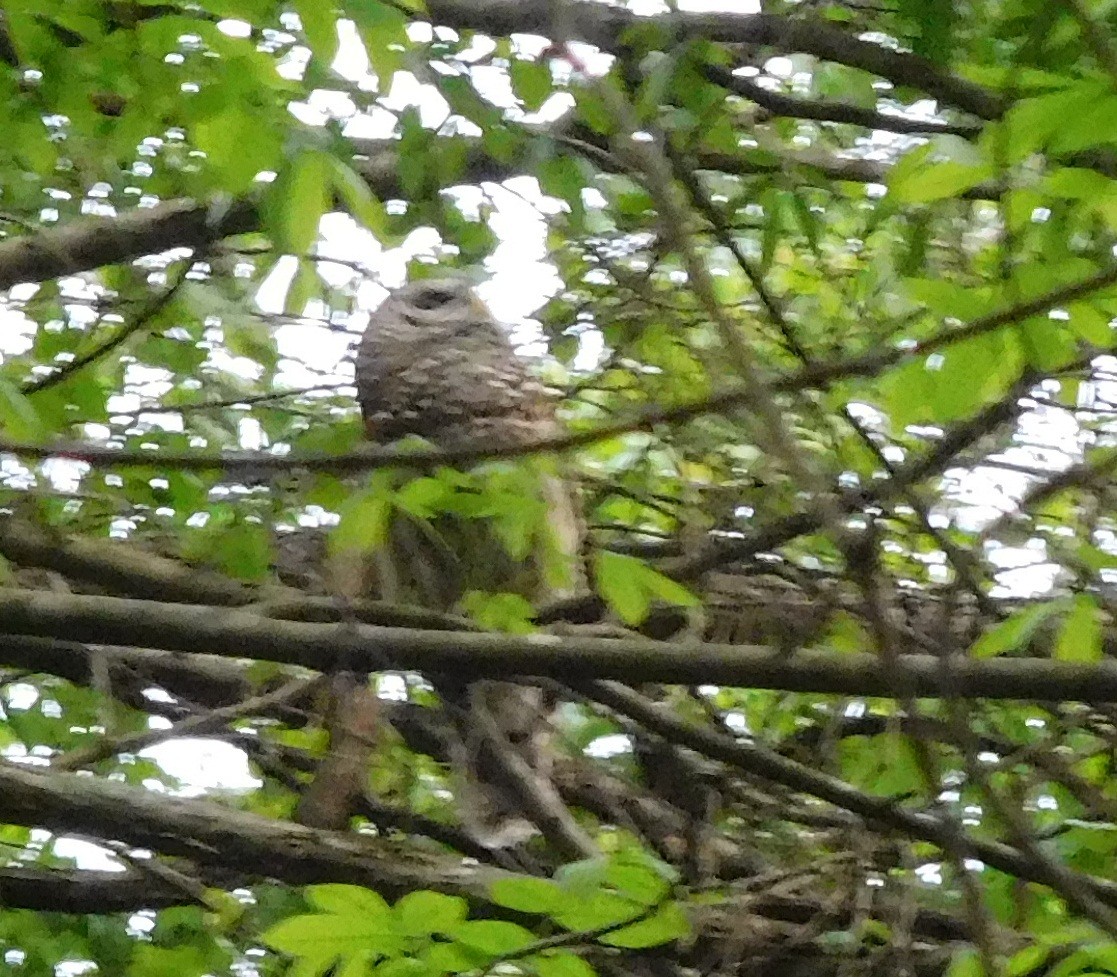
(2, 0, 1117, 975)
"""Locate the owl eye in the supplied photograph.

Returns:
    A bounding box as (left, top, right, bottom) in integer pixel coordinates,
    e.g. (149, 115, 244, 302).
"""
(411, 287, 458, 311)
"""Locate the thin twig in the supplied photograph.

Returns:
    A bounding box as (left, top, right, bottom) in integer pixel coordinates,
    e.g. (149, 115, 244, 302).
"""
(22, 264, 192, 397)
(53, 675, 322, 771)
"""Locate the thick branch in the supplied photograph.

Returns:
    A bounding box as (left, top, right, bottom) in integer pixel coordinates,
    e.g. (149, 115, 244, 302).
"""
(6, 590, 1117, 702)
(423, 1, 1003, 119)
(0, 320, 1062, 478)
(703, 65, 983, 138)
(0, 865, 200, 913)
(0, 145, 516, 295)
(0, 518, 254, 605)
(0, 760, 510, 901)
(0, 199, 257, 294)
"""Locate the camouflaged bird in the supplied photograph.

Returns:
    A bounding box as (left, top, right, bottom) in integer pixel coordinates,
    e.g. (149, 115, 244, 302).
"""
(296, 278, 584, 847)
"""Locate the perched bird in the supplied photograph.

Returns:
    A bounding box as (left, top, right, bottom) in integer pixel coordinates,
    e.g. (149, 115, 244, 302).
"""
(353, 277, 583, 608)
(297, 278, 584, 847)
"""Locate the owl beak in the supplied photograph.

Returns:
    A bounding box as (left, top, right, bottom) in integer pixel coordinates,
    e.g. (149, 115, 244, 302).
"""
(469, 293, 490, 318)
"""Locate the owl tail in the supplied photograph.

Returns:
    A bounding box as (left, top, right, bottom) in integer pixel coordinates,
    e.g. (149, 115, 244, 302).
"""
(450, 680, 598, 858)
(447, 738, 539, 849)
(442, 681, 554, 849)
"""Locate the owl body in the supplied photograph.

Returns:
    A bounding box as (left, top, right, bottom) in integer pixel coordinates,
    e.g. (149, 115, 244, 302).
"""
(312, 278, 584, 846)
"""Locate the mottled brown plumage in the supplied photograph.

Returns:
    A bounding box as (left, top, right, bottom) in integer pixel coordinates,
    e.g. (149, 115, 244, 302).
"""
(300, 278, 583, 845)
(356, 279, 559, 450)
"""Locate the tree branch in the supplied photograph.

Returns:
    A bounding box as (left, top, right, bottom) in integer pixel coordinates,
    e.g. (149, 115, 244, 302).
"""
(703, 64, 983, 137)
(5, 590, 1117, 702)
(0, 130, 1009, 304)
(20, 263, 191, 396)
(0, 199, 257, 294)
(581, 680, 1117, 910)
(423, 0, 1003, 119)
(0, 759, 512, 901)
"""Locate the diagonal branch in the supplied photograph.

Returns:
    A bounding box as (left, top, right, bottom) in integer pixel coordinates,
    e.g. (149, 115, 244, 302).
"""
(0, 198, 257, 294)
(52, 674, 321, 771)
(21, 263, 192, 396)
(702, 64, 983, 137)
(581, 680, 1117, 910)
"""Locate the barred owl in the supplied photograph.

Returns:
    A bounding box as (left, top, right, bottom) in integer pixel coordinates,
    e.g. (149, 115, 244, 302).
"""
(297, 278, 583, 846)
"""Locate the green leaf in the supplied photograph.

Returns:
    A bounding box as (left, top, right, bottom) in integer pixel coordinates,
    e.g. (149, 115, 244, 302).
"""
(130, 945, 218, 977)
(599, 902, 690, 949)
(904, 278, 994, 320)
(0, 380, 45, 442)
(308, 885, 391, 918)
(450, 920, 537, 955)
(1020, 319, 1077, 371)
(554, 858, 609, 891)
(970, 602, 1063, 658)
(1049, 91, 1117, 153)
(349, 1, 409, 82)
(295, 0, 339, 64)
(285, 261, 326, 316)
(881, 332, 1022, 427)
(328, 156, 391, 241)
(945, 949, 983, 977)
(897, 0, 956, 63)
(760, 187, 784, 272)
(639, 566, 701, 609)
(1045, 167, 1115, 201)
(538, 155, 588, 226)
(534, 954, 598, 977)
(392, 891, 468, 937)
(393, 475, 454, 518)
(551, 891, 642, 932)
(997, 83, 1085, 161)
(268, 150, 332, 256)
(213, 520, 272, 582)
(603, 853, 675, 905)
(840, 733, 925, 798)
(373, 959, 428, 977)
(812, 63, 877, 107)
(1067, 303, 1115, 346)
(224, 320, 279, 373)
(594, 550, 652, 625)
(330, 474, 396, 555)
(593, 551, 698, 626)
(889, 154, 993, 204)
(461, 591, 537, 634)
(193, 104, 284, 192)
(422, 941, 479, 973)
(510, 59, 554, 111)
(489, 877, 564, 914)
(1006, 944, 1052, 977)
(261, 910, 397, 959)
(1055, 594, 1102, 662)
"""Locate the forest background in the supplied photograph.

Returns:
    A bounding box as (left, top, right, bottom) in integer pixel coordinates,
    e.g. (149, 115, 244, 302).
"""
(0, 1, 1113, 976)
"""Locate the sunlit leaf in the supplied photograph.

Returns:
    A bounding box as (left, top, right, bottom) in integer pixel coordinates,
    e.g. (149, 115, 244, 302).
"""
(598, 902, 690, 949)
(971, 602, 1063, 658)
(1055, 594, 1102, 662)
(489, 877, 564, 914)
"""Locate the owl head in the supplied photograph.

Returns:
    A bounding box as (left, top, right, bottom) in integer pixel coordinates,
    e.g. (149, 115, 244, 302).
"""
(382, 278, 490, 328)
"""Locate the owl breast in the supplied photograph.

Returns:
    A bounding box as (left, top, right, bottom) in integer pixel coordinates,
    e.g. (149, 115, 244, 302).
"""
(356, 305, 555, 450)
